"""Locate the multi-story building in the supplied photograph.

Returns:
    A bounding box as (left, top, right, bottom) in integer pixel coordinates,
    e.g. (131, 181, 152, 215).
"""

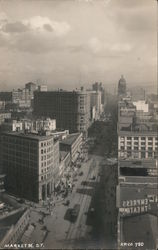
(1, 131, 59, 202)
(0, 119, 23, 132)
(0, 113, 11, 125)
(33, 88, 91, 135)
(87, 90, 102, 120)
(118, 99, 158, 160)
(118, 75, 127, 98)
(117, 78, 158, 250)
(38, 85, 48, 92)
(92, 82, 105, 105)
(59, 133, 83, 163)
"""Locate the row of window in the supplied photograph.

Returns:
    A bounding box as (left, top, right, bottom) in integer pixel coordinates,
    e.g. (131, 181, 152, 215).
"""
(120, 146, 157, 150)
(41, 173, 51, 181)
(40, 140, 53, 147)
(41, 147, 53, 154)
(121, 136, 158, 141)
(121, 141, 158, 146)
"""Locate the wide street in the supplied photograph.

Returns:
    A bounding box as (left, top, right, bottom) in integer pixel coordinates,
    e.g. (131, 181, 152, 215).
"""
(25, 103, 118, 249)
(26, 149, 118, 249)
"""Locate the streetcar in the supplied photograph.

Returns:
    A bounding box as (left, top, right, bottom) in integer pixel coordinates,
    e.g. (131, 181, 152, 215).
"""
(71, 204, 80, 219)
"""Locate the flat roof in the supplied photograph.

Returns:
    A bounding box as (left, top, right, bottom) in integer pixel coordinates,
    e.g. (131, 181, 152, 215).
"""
(60, 133, 81, 146)
(121, 214, 156, 250)
(119, 159, 157, 169)
(119, 185, 158, 204)
(3, 132, 53, 141)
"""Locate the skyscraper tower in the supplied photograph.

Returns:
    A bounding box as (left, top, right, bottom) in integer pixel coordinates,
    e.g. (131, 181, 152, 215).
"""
(118, 75, 127, 96)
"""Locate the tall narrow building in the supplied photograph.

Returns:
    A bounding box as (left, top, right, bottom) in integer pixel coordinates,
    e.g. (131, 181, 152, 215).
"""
(118, 75, 127, 97)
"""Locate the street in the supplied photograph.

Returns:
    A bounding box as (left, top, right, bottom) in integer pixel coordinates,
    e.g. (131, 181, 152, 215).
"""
(24, 149, 118, 249)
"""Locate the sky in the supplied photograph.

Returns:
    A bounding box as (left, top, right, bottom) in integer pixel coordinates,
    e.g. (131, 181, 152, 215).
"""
(0, 0, 157, 91)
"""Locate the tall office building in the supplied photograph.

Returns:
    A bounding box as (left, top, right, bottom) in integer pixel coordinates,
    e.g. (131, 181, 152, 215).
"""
(33, 89, 91, 135)
(118, 75, 127, 97)
(87, 90, 102, 120)
(1, 132, 59, 202)
(92, 82, 105, 104)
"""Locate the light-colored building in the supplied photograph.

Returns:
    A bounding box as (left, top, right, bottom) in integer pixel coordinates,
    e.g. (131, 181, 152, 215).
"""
(87, 90, 102, 120)
(38, 85, 48, 92)
(133, 100, 149, 113)
(1, 120, 23, 132)
(33, 118, 56, 132)
(118, 99, 158, 160)
(2, 132, 59, 202)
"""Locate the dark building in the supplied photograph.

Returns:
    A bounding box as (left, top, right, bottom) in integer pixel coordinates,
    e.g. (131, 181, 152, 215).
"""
(118, 75, 127, 97)
(33, 90, 91, 135)
(0, 92, 12, 102)
(1, 132, 59, 202)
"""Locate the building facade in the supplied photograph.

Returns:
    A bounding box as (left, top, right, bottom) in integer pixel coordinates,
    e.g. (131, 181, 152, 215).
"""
(117, 84, 158, 249)
(2, 132, 59, 202)
(59, 133, 83, 163)
(33, 89, 91, 135)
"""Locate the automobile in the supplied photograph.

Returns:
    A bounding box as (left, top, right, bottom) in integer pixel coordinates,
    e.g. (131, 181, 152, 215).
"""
(71, 204, 80, 218)
(79, 171, 83, 176)
(62, 190, 68, 198)
(91, 175, 96, 180)
(65, 200, 70, 206)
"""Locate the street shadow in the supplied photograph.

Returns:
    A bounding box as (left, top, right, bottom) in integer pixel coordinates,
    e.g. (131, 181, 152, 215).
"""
(64, 208, 77, 223)
(81, 181, 97, 188)
(76, 188, 94, 196)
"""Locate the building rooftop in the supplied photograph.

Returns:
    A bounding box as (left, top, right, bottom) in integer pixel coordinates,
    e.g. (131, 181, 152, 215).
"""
(121, 214, 156, 250)
(60, 151, 70, 161)
(119, 159, 157, 169)
(3, 131, 53, 141)
(60, 133, 81, 146)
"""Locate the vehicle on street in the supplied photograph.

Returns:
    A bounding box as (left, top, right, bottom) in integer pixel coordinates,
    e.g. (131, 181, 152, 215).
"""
(71, 204, 80, 219)
(65, 200, 70, 206)
(79, 171, 83, 176)
(62, 189, 68, 198)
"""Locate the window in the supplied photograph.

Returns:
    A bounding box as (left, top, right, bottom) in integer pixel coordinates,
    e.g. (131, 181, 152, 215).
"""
(127, 137, 131, 140)
(134, 137, 138, 140)
(141, 137, 146, 140)
(141, 147, 145, 151)
(134, 147, 138, 150)
(141, 152, 145, 158)
(41, 149, 43, 154)
(141, 142, 145, 145)
(148, 142, 153, 146)
(148, 137, 153, 141)
(148, 152, 152, 157)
